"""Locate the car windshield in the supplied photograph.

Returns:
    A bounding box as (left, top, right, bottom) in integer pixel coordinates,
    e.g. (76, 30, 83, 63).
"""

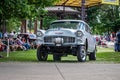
(49, 21, 80, 29)
(29, 34, 36, 39)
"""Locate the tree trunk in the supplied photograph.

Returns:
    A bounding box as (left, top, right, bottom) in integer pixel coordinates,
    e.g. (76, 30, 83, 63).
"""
(1, 20, 6, 34)
(21, 19, 26, 33)
(0, 19, 1, 32)
(40, 18, 43, 29)
(34, 19, 37, 34)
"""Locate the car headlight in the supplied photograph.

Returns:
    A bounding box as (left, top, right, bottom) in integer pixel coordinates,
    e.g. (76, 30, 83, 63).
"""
(76, 31, 83, 37)
(37, 31, 43, 37)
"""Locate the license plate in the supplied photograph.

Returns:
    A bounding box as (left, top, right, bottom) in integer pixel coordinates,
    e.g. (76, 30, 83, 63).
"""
(56, 44, 61, 46)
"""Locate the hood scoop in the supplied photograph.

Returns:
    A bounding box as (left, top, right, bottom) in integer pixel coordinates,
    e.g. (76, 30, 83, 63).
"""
(55, 31, 63, 34)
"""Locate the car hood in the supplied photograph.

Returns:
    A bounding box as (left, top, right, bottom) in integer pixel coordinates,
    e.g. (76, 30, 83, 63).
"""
(44, 28, 77, 37)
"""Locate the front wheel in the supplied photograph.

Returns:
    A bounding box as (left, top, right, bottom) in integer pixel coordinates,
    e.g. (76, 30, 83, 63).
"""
(37, 45, 48, 61)
(77, 46, 87, 62)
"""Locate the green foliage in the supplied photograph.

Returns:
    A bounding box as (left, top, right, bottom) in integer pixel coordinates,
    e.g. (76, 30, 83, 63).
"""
(7, 18, 21, 32)
(27, 0, 59, 17)
(87, 6, 101, 33)
(98, 5, 120, 33)
(3, 0, 120, 34)
(87, 5, 120, 34)
(0, 0, 58, 32)
(0, 0, 28, 20)
(43, 16, 58, 29)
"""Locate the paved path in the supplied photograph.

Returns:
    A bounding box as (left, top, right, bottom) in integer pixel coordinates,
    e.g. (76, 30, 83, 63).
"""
(0, 62, 120, 80)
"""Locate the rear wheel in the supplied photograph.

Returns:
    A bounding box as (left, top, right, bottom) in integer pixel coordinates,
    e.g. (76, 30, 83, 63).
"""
(37, 45, 48, 61)
(89, 47, 96, 60)
(77, 46, 87, 62)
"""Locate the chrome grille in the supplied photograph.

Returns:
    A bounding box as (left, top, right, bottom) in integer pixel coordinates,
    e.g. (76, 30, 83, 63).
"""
(44, 36, 75, 43)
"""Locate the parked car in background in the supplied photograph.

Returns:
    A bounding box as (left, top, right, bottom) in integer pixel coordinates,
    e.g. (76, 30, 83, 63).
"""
(36, 20, 96, 62)
(17, 33, 37, 49)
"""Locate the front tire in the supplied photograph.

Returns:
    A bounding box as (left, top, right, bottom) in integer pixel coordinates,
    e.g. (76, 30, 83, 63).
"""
(37, 45, 48, 61)
(77, 46, 87, 62)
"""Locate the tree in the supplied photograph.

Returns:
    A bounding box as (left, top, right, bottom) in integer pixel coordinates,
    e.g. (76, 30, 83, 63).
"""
(87, 6, 101, 34)
(98, 5, 120, 33)
(27, 0, 59, 30)
(87, 5, 120, 34)
(0, 0, 59, 32)
(0, 0, 29, 32)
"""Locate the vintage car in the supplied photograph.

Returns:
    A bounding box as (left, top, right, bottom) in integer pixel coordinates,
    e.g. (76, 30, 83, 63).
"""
(36, 20, 96, 62)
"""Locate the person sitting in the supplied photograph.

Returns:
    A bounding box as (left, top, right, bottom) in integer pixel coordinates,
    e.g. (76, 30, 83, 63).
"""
(21, 37, 30, 50)
(0, 39, 6, 51)
(14, 37, 25, 50)
(9, 38, 17, 51)
(2, 37, 16, 52)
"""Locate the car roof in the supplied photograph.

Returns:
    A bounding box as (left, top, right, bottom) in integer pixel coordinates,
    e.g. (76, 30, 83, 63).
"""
(18, 33, 36, 39)
(18, 33, 35, 35)
(51, 19, 86, 23)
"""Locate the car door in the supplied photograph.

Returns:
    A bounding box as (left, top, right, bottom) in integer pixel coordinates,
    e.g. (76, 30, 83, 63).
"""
(84, 24, 95, 52)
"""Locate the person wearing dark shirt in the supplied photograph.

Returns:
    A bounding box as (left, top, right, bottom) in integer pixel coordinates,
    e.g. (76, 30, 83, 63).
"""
(114, 30, 120, 52)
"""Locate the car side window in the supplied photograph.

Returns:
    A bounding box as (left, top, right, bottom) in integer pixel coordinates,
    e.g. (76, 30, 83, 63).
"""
(79, 22, 85, 30)
(85, 24, 91, 33)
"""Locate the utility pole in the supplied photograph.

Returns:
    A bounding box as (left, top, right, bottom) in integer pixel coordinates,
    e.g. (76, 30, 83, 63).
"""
(81, 0, 86, 21)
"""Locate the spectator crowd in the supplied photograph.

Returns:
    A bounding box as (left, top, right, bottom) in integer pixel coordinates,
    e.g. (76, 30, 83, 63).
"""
(0, 31, 36, 52)
(94, 32, 116, 48)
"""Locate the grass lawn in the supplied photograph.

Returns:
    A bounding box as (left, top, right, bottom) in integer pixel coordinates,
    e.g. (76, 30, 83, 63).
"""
(96, 47, 120, 63)
(0, 47, 120, 63)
